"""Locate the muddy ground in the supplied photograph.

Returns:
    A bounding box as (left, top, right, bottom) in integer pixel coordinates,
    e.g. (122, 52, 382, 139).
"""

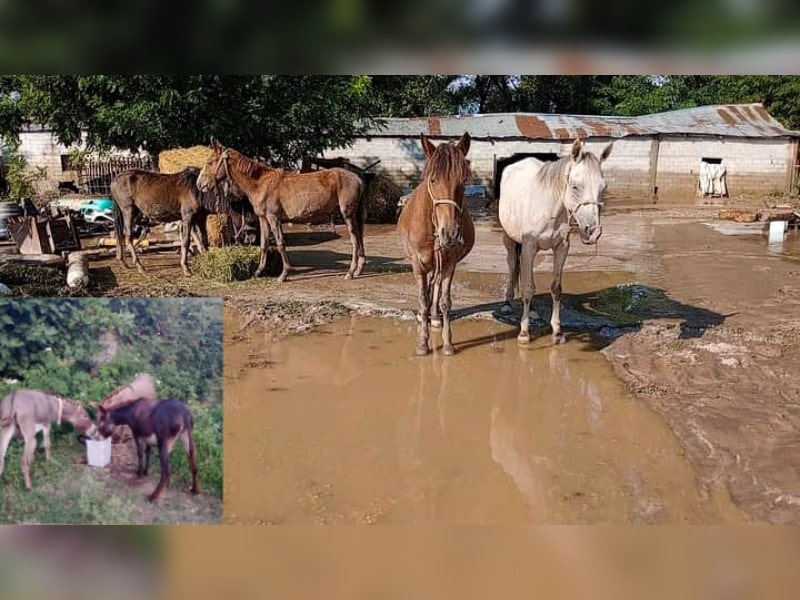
(6, 197, 800, 523)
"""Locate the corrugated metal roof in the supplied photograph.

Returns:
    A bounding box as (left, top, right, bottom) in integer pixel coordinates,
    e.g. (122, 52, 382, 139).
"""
(368, 103, 799, 140)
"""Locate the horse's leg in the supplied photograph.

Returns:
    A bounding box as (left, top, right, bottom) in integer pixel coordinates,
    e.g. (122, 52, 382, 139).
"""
(501, 233, 520, 315)
(440, 265, 457, 355)
(518, 239, 537, 345)
(430, 268, 442, 329)
(254, 215, 271, 277)
(550, 239, 570, 345)
(42, 424, 51, 461)
(0, 425, 14, 477)
(266, 214, 291, 282)
(148, 437, 176, 502)
(181, 429, 199, 494)
(125, 208, 146, 273)
(343, 213, 359, 280)
(178, 212, 193, 276)
(414, 264, 432, 356)
(21, 431, 37, 490)
(354, 208, 366, 277)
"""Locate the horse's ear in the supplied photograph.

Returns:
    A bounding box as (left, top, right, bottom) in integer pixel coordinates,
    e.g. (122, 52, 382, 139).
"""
(571, 138, 585, 162)
(420, 133, 435, 158)
(456, 132, 471, 156)
(211, 139, 222, 152)
(600, 142, 613, 162)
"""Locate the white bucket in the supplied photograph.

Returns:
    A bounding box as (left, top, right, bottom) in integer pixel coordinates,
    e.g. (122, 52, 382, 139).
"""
(86, 437, 111, 468)
(768, 220, 788, 243)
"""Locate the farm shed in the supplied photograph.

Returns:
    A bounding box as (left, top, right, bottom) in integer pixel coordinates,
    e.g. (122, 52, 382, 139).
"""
(327, 103, 800, 200)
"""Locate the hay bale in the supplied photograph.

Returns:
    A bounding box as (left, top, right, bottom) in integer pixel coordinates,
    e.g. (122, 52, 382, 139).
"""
(365, 174, 402, 224)
(206, 215, 234, 248)
(192, 247, 281, 282)
(159, 146, 213, 174)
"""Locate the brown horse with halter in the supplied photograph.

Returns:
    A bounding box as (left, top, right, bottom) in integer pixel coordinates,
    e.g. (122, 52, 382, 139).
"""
(110, 167, 226, 276)
(196, 141, 366, 282)
(397, 132, 475, 356)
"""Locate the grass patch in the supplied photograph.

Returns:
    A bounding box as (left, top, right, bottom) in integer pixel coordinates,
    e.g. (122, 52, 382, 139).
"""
(192, 247, 273, 282)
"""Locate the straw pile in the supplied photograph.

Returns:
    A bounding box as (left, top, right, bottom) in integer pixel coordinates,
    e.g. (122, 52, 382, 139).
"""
(364, 174, 402, 224)
(205, 215, 234, 247)
(158, 146, 213, 174)
(193, 247, 281, 282)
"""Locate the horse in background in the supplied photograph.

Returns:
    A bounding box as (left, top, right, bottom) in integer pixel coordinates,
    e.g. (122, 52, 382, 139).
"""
(111, 166, 228, 276)
(498, 138, 612, 345)
(197, 141, 366, 282)
(397, 132, 475, 356)
(0, 390, 98, 490)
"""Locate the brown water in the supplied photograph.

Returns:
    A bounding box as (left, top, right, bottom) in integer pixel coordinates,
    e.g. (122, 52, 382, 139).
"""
(224, 310, 743, 524)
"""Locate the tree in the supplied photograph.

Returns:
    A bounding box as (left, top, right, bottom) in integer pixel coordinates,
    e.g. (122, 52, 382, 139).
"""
(366, 76, 461, 117)
(5, 76, 379, 166)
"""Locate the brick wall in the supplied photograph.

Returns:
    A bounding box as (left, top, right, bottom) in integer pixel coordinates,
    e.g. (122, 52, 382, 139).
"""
(328, 135, 795, 199)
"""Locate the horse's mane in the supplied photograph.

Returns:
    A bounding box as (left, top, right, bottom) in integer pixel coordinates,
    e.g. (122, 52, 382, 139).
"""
(227, 149, 269, 179)
(534, 151, 602, 196)
(421, 142, 471, 184)
(176, 167, 200, 187)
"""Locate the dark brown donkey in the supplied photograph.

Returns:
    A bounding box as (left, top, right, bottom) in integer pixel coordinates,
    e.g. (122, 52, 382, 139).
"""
(111, 167, 221, 276)
(93, 398, 199, 502)
(1, 390, 98, 490)
(196, 141, 366, 282)
(397, 132, 475, 356)
(99, 373, 158, 444)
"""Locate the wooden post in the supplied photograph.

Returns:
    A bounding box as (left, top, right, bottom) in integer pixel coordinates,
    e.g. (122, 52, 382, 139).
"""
(648, 135, 660, 203)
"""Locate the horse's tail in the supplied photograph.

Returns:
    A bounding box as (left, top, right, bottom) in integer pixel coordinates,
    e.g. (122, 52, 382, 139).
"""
(111, 191, 129, 267)
(355, 175, 368, 234)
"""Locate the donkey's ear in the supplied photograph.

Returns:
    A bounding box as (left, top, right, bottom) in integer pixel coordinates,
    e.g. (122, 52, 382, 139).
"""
(456, 131, 471, 156)
(600, 142, 613, 162)
(571, 138, 585, 162)
(420, 133, 436, 158)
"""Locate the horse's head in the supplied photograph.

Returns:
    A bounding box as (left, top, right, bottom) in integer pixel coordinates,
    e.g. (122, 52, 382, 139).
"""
(421, 132, 472, 248)
(197, 140, 230, 193)
(564, 139, 613, 245)
(91, 403, 115, 439)
(63, 399, 99, 439)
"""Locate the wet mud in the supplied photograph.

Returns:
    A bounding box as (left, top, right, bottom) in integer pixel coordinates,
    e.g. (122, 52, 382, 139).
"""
(224, 310, 742, 524)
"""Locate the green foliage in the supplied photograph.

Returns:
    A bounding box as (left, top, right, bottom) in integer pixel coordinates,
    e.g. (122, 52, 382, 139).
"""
(1, 145, 48, 202)
(170, 399, 223, 497)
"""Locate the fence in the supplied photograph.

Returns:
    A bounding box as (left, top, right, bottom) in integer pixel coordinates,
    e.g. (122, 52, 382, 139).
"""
(77, 156, 154, 195)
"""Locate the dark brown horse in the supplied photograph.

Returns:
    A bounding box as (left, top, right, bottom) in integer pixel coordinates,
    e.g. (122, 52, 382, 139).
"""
(196, 141, 366, 282)
(93, 398, 198, 502)
(111, 167, 224, 276)
(397, 133, 475, 356)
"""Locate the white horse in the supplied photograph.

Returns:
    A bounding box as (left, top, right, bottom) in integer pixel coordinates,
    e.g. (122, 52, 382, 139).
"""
(498, 139, 613, 345)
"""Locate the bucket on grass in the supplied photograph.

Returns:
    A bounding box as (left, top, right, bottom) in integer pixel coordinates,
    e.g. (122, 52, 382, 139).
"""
(86, 437, 111, 467)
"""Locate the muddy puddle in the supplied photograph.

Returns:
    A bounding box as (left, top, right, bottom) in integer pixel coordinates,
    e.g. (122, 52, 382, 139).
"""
(224, 309, 743, 524)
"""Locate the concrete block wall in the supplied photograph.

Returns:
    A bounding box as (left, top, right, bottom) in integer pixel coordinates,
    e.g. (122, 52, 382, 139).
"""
(15, 131, 83, 193)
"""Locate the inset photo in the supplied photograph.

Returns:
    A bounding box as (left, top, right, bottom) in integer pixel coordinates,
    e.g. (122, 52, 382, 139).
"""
(0, 297, 222, 524)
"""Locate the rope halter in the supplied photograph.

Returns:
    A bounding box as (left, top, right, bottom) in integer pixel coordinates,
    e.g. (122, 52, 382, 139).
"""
(427, 177, 464, 246)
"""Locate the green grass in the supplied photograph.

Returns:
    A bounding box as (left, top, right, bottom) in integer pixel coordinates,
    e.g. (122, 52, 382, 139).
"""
(192, 247, 262, 282)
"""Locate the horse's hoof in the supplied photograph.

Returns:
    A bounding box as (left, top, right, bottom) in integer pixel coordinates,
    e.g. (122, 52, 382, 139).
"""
(277, 273, 289, 283)
(443, 344, 456, 356)
(344, 272, 353, 280)
(517, 333, 531, 345)
(415, 345, 430, 356)
(431, 318, 442, 329)
(552, 333, 566, 345)
(500, 303, 512, 315)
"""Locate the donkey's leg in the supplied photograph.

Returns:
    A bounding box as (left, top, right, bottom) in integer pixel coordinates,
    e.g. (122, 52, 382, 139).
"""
(135, 438, 146, 477)
(266, 214, 291, 282)
(179, 213, 193, 276)
(440, 267, 457, 355)
(42, 424, 51, 461)
(550, 240, 570, 345)
(501, 233, 520, 314)
(254, 215, 272, 277)
(517, 240, 537, 345)
(0, 425, 15, 477)
(413, 264, 432, 356)
(342, 213, 359, 280)
(21, 432, 37, 490)
(143, 445, 152, 476)
(181, 429, 199, 494)
(148, 437, 176, 502)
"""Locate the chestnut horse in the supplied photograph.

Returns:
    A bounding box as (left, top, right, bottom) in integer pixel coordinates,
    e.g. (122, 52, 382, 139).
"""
(196, 141, 366, 282)
(111, 167, 225, 276)
(94, 398, 198, 503)
(397, 132, 475, 356)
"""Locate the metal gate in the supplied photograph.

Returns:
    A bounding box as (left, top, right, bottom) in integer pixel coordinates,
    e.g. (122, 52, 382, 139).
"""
(77, 155, 154, 195)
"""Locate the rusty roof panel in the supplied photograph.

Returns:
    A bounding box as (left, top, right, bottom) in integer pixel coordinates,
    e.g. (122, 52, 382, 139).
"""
(371, 103, 799, 140)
